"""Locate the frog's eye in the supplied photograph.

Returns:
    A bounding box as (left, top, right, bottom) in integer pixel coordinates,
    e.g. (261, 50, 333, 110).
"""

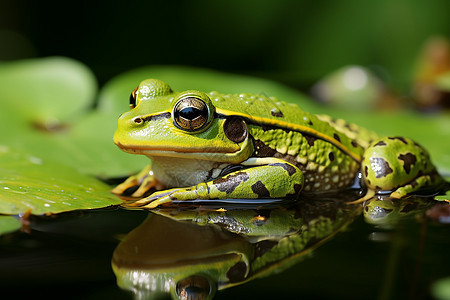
(129, 86, 139, 109)
(173, 96, 210, 132)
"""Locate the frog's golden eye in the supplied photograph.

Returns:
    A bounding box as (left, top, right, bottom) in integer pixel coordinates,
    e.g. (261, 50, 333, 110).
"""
(129, 86, 139, 109)
(173, 96, 210, 131)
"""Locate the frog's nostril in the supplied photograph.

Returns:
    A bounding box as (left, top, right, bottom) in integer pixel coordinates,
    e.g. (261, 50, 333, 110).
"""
(133, 117, 143, 124)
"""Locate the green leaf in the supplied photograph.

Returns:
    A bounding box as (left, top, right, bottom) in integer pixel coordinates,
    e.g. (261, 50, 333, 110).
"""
(0, 56, 97, 123)
(0, 146, 121, 215)
(0, 215, 21, 235)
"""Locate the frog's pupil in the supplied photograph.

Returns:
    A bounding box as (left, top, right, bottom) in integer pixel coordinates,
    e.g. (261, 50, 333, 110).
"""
(179, 107, 205, 120)
(173, 97, 210, 131)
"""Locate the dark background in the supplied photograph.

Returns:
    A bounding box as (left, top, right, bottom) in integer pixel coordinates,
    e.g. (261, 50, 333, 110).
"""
(2, 0, 450, 90)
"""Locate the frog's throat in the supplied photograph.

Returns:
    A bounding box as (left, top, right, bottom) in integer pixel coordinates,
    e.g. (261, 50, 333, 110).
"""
(116, 137, 253, 164)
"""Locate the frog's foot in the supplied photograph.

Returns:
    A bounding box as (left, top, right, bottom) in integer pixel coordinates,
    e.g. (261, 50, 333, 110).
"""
(125, 188, 191, 209)
(124, 158, 304, 209)
(390, 174, 441, 199)
(112, 165, 157, 196)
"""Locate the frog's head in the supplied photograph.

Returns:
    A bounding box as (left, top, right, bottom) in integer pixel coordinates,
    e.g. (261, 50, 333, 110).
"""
(113, 79, 252, 163)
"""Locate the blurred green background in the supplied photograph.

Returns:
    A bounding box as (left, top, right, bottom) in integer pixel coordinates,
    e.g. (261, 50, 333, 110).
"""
(2, 0, 450, 90)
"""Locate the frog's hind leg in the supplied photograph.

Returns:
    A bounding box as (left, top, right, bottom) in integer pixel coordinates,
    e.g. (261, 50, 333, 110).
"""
(349, 136, 445, 204)
(126, 158, 305, 209)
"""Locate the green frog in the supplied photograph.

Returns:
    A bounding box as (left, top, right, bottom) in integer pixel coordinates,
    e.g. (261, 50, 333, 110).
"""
(113, 79, 446, 208)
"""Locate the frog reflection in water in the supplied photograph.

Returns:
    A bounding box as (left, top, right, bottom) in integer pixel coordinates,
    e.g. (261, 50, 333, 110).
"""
(112, 199, 361, 299)
(113, 79, 448, 208)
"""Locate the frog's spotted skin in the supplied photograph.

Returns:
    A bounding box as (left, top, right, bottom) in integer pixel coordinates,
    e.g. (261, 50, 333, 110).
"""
(113, 79, 447, 208)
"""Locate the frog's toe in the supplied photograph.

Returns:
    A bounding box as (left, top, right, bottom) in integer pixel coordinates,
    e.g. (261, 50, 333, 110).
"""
(347, 189, 376, 205)
(111, 177, 139, 195)
(125, 188, 190, 209)
(131, 177, 158, 197)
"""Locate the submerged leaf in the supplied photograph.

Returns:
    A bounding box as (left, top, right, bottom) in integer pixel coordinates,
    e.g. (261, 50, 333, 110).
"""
(0, 146, 121, 215)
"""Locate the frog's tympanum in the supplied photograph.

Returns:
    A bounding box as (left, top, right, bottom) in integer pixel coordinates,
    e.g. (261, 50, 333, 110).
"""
(113, 79, 448, 208)
(112, 199, 360, 299)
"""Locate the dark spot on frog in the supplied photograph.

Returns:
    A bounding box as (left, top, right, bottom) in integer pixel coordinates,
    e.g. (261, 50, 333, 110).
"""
(388, 136, 408, 144)
(351, 140, 358, 148)
(226, 262, 248, 283)
(269, 162, 296, 176)
(213, 172, 249, 194)
(398, 153, 417, 174)
(370, 157, 393, 178)
(374, 141, 387, 147)
(217, 164, 246, 178)
(251, 181, 271, 197)
(293, 183, 302, 194)
(254, 140, 300, 167)
(410, 178, 419, 188)
(333, 133, 341, 143)
(328, 152, 335, 161)
(224, 117, 247, 143)
(308, 120, 313, 126)
(364, 166, 368, 177)
(304, 134, 316, 146)
(270, 108, 284, 118)
(254, 240, 279, 258)
(254, 140, 277, 157)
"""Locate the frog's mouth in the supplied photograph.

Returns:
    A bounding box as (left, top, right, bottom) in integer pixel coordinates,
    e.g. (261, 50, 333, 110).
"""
(114, 139, 252, 163)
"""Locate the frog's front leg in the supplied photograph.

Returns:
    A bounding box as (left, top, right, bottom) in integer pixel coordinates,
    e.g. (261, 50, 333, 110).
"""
(112, 165, 163, 197)
(127, 158, 304, 209)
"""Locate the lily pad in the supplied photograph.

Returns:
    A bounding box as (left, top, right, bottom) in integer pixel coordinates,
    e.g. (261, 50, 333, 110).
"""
(0, 215, 21, 235)
(0, 145, 121, 215)
(0, 56, 96, 124)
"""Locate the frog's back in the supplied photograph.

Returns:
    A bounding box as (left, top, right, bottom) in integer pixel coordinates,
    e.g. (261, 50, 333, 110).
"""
(208, 91, 313, 127)
(209, 91, 377, 193)
(209, 91, 375, 154)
